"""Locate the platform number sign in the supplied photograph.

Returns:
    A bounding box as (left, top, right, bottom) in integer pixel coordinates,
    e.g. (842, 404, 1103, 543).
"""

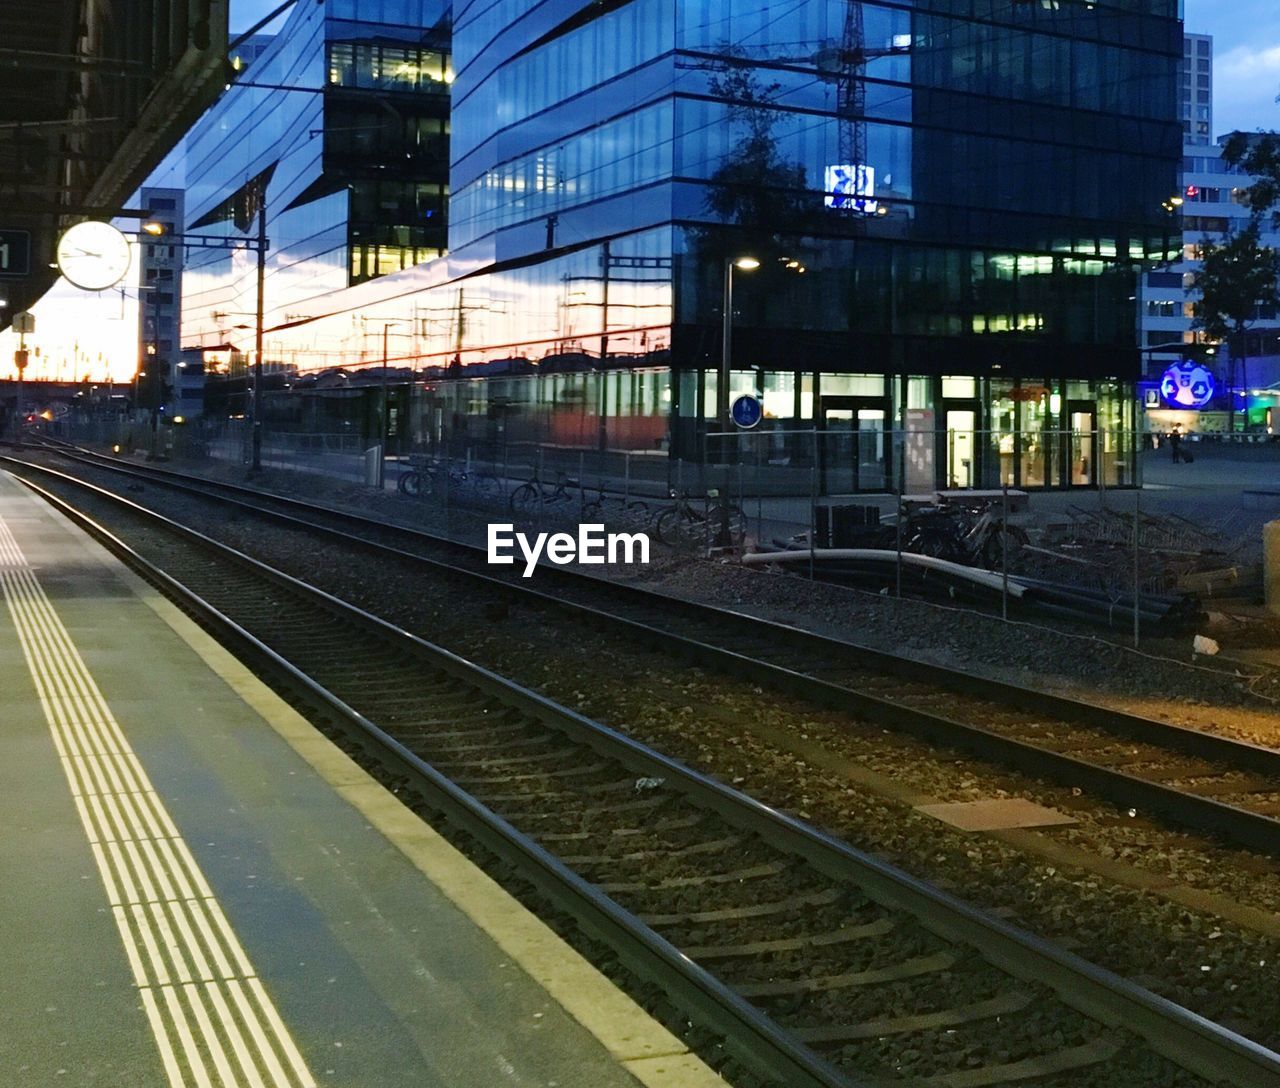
(731, 394, 763, 429)
(0, 229, 31, 277)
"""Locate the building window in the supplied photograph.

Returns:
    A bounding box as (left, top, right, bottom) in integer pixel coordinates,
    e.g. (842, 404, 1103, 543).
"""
(328, 42, 451, 91)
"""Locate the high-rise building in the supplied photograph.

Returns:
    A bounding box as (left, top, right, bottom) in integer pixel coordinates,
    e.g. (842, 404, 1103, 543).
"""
(1181, 33, 1213, 145)
(137, 187, 199, 418)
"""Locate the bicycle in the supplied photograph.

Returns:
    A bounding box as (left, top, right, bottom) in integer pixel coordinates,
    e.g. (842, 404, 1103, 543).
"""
(580, 479, 650, 528)
(904, 501, 1027, 570)
(399, 457, 501, 504)
(397, 454, 436, 497)
(509, 469, 582, 517)
(654, 489, 745, 552)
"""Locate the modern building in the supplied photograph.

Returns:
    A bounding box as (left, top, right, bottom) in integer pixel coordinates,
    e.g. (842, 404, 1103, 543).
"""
(171, 0, 452, 367)
(1181, 33, 1213, 146)
(229, 33, 276, 72)
(143, 0, 1183, 492)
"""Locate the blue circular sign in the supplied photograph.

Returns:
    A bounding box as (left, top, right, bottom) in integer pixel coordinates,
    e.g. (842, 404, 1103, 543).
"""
(1160, 360, 1216, 409)
(731, 394, 763, 429)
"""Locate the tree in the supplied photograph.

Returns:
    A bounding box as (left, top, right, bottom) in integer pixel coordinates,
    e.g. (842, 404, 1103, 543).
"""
(701, 58, 815, 251)
(1192, 221, 1280, 433)
(1221, 131, 1280, 228)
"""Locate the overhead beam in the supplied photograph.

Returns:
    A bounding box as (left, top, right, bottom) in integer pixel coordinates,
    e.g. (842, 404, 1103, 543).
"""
(0, 47, 152, 77)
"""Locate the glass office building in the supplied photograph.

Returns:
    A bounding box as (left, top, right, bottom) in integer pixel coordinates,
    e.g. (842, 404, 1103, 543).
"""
(172, 0, 451, 365)
(169, 0, 1183, 491)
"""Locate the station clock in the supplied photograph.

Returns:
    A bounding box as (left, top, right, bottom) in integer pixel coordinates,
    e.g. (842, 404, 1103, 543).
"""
(56, 221, 133, 292)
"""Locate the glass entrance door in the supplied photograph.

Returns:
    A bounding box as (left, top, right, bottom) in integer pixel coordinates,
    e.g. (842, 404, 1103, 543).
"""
(821, 398, 888, 493)
(1067, 402, 1096, 486)
(945, 409, 977, 489)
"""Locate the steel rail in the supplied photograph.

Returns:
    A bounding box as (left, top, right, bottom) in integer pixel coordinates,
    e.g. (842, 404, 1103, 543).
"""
(12, 462, 1280, 1088)
(18, 446, 1280, 857)
(10, 471, 846, 1088)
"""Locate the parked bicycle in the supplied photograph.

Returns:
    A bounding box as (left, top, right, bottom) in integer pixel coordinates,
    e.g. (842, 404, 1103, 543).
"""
(903, 501, 1027, 570)
(580, 479, 651, 529)
(509, 469, 586, 517)
(398, 457, 500, 503)
(654, 489, 745, 552)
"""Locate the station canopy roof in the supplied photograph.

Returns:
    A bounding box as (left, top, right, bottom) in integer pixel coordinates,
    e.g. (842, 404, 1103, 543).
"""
(0, 0, 230, 326)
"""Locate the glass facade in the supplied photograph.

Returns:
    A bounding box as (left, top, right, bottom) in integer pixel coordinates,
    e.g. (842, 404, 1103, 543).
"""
(145, 0, 1181, 490)
(175, 0, 451, 353)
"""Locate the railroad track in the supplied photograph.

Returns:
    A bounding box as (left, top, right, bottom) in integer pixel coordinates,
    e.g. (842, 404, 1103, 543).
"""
(16, 444, 1280, 859)
(7, 465, 1279, 1088)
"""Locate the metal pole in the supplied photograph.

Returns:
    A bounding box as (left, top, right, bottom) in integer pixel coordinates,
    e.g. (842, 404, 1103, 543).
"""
(1002, 479, 1010, 622)
(379, 322, 390, 490)
(1133, 485, 1141, 648)
(251, 198, 266, 472)
(757, 438, 764, 549)
(896, 428, 904, 599)
(598, 240, 610, 453)
(809, 430, 817, 582)
(14, 330, 24, 449)
(720, 258, 733, 444)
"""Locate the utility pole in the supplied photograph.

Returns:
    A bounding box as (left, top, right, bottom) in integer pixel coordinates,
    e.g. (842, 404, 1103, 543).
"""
(252, 196, 267, 471)
(598, 241, 610, 452)
(11, 310, 33, 448)
(378, 321, 404, 489)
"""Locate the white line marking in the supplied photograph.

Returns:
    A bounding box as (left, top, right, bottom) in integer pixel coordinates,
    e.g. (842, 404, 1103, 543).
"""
(140, 986, 187, 1088)
(0, 514, 315, 1087)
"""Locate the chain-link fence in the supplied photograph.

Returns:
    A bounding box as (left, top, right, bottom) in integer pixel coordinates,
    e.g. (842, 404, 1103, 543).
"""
(53, 411, 1254, 639)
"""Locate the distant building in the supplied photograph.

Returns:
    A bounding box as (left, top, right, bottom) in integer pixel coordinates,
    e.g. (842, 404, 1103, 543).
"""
(1137, 34, 1280, 434)
(228, 34, 275, 72)
(137, 187, 203, 419)
(1181, 33, 1213, 145)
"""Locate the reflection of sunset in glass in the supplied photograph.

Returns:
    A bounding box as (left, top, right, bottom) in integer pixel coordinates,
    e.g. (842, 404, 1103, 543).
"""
(0, 251, 140, 383)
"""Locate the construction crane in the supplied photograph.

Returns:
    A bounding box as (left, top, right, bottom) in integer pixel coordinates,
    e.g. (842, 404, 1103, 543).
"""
(703, 3, 910, 214)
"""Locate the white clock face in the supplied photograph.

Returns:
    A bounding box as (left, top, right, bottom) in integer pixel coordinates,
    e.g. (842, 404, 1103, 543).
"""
(57, 221, 132, 292)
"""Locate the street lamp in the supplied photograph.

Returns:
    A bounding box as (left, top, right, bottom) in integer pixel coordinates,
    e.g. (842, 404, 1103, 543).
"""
(720, 255, 760, 438)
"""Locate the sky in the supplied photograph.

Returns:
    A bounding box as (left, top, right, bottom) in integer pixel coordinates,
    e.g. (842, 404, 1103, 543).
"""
(1185, 0, 1280, 136)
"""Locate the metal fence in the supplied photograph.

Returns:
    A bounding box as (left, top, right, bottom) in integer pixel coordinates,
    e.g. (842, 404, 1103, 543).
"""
(51, 413, 1255, 642)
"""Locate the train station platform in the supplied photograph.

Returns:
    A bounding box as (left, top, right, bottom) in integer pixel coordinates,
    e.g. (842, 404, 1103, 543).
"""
(0, 469, 721, 1088)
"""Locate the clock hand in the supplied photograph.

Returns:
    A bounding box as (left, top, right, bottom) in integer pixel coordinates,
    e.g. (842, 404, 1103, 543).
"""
(71, 249, 102, 258)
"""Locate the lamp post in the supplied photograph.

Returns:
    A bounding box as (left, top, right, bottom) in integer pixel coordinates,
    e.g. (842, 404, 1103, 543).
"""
(720, 255, 760, 448)
(253, 200, 266, 470)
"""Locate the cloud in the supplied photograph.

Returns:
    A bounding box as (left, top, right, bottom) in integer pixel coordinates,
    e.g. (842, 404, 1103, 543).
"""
(1214, 42, 1280, 135)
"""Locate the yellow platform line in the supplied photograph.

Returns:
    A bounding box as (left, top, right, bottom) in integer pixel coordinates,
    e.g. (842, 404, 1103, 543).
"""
(0, 517, 315, 1088)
